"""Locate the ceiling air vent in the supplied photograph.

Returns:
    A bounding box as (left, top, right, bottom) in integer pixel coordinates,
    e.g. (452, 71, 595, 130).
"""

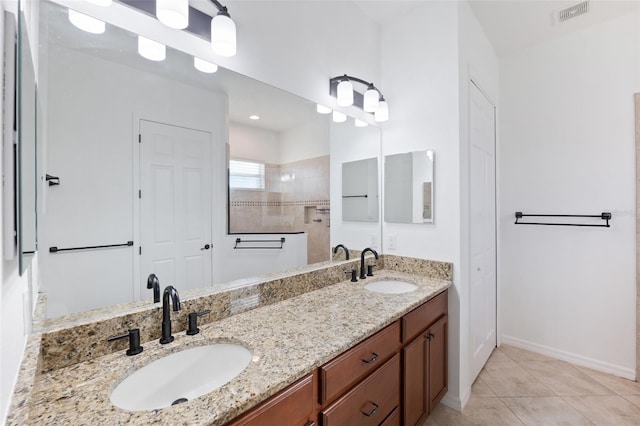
(556, 1, 590, 23)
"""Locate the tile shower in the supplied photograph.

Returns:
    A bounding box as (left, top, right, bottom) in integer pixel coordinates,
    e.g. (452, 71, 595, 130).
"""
(229, 155, 330, 263)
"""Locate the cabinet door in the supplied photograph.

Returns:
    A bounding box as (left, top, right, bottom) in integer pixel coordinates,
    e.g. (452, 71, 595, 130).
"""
(427, 315, 448, 412)
(402, 333, 427, 426)
(227, 374, 316, 426)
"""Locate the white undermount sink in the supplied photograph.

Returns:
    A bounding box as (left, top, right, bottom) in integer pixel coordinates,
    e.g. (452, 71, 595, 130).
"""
(364, 280, 418, 294)
(110, 343, 252, 411)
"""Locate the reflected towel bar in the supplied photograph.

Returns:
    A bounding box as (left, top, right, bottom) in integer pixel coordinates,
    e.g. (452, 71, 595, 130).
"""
(342, 195, 368, 198)
(49, 241, 134, 253)
(514, 212, 611, 228)
(234, 237, 285, 249)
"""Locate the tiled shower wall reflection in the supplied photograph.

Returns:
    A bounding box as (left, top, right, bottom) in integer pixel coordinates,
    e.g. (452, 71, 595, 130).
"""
(229, 155, 330, 263)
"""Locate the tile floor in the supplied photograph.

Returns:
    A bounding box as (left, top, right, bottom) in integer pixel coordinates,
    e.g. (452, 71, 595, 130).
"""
(425, 345, 640, 425)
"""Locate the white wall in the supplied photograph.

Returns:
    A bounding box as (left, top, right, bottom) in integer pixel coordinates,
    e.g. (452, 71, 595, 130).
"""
(279, 118, 329, 164)
(380, 0, 464, 407)
(40, 44, 227, 317)
(499, 11, 639, 378)
(230, 117, 329, 166)
(229, 123, 280, 164)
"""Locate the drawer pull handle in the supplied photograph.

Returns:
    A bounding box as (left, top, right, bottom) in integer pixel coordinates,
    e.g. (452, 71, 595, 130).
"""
(362, 352, 378, 364)
(362, 402, 379, 417)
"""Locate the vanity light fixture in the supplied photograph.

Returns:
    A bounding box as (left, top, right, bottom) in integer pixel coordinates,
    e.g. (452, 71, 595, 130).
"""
(156, 0, 189, 29)
(316, 104, 332, 114)
(193, 57, 218, 73)
(210, 1, 237, 57)
(330, 74, 389, 122)
(138, 35, 166, 61)
(336, 79, 354, 106)
(68, 9, 106, 34)
(120, 0, 237, 57)
(332, 111, 347, 123)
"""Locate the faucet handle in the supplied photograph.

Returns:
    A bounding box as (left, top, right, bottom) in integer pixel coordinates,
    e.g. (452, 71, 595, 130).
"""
(108, 328, 143, 356)
(345, 269, 358, 282)
(367, 264, 376, 277)
(186, 310, 212, 335)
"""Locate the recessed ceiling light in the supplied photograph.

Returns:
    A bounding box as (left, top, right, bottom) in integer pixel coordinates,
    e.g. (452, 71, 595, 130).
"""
(354, 119, 368, 128)
(332, 111, 346, 123)
(249, 115, 260, 120)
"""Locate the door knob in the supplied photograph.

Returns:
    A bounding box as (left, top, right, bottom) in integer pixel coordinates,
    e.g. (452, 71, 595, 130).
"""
(200, 244, 211, 250)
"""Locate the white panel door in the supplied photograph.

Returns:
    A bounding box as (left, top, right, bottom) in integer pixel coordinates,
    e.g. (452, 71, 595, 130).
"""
(469, 81, 497, 381)
(139, 120, 212, 294)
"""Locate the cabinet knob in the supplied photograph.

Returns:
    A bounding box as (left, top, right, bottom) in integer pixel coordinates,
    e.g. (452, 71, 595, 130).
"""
(303, 422, 316, 426)
(361, 401, 379, 417)
(361, 352, 378, 364)
(426, 332, 435, 341)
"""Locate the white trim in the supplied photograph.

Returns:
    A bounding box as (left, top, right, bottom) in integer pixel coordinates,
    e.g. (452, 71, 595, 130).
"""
(501, 335, 636, 380)
(132, 113, 141, 302)
(441, 384, 471, 412)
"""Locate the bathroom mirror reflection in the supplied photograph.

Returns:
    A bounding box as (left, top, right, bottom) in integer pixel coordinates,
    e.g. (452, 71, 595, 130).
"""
(342, 158, 379, 222)
(17, 10, 38, 274)
(384, 150, 434, 224)
(29, 0, 381, 323)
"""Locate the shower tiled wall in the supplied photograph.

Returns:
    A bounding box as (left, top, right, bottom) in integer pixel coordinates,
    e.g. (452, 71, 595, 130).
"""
(229, 155, 330, 263)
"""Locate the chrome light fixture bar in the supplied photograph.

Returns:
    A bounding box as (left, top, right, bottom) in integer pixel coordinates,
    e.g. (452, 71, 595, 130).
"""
(329, 74, 389, 122)
(118, 0, 237, 57)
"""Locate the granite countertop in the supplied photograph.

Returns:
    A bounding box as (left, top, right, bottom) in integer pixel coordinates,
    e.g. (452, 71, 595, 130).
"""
(26, 270, 451, 425)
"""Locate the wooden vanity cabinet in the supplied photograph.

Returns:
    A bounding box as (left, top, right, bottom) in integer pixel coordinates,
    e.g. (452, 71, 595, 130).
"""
(225, 373, 318, 426)
(227, 289, 449, 426)
(402, 291, 448, 426)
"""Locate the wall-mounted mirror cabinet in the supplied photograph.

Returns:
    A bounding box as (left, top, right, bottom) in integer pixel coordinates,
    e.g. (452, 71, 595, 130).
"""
(384, 150, 434, 224)
(23, 0, 382, 323)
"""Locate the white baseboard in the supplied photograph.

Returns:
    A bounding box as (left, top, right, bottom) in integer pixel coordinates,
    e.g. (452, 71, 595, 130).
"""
(440, 385, 471, 412)
(501, 335, 636, 380)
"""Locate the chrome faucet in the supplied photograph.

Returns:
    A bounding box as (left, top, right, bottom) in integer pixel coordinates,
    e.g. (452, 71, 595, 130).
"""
(160, 286, 181, 344)
(333, 244, 350, 260)
(360, 247, 379, 279)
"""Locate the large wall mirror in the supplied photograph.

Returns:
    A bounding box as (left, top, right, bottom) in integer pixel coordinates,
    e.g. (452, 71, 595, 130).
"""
(28, 0, 381, 322)
(17, 10, 38, 274)
(384, 150, 434, 224)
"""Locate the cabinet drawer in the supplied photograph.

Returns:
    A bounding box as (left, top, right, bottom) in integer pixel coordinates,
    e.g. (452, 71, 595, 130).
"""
(227, 373, 316, 426)
(402, 291, 447, 343)
(321, 354, 400, 426)
(320, 321, 400, 404)
(380, 406, 400, 426)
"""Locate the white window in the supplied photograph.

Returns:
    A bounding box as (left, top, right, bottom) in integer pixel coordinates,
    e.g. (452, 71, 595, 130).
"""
(229, 160, 265, 190)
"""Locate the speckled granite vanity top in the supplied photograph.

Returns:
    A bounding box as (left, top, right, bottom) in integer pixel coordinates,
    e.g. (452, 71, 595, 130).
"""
(22, 269, 450, 425)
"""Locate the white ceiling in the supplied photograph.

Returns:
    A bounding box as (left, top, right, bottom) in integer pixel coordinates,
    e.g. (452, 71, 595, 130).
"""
(469, 0, 639, 57)
(355, 0, 638, 57)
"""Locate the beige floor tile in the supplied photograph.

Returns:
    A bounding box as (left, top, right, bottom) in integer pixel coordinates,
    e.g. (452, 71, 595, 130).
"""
(502, 397, 594, 425)
(488, 348, 513, 363)
(425, 397, 524, 426)
(563, 395, 640, 426)
(479, 361, 555, 397)
(472, 377, 496, 398)
(623, 394, 640, 408)
(519, 360, 614, 396)
(499, 345, 555, 363)
(576, 366, 640, 395)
